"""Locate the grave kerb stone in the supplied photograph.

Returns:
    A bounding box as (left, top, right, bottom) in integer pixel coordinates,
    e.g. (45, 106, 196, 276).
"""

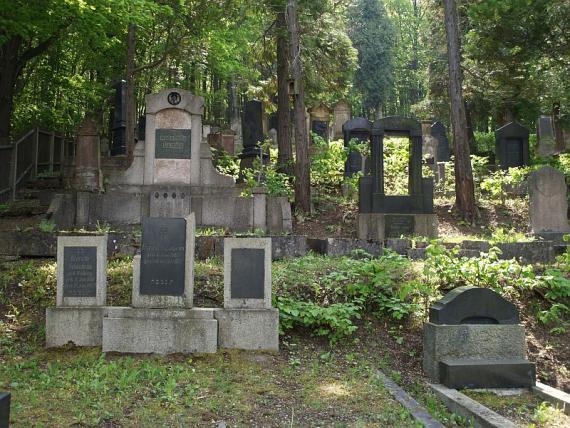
(56, 234, 107, 307)
(224, 237, 272, 309)
(132, 214, 195, 308)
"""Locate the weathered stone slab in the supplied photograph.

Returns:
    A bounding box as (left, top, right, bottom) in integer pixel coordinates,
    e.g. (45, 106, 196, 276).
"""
(529, 166, 570, 234)
(429, 286, 519, 325)
(46, 307, 104, 347)
(358, 213, 438, 240)
(224, 238, 271, 309)
(102, 307, 217, 354)
(215, 308, 279, 351)
(56, 234, 107, 307)
(149, 187, 191, 218)
(496, 241, 556, 264)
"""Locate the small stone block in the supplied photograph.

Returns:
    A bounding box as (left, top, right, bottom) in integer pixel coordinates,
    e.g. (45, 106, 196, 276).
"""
(56, 234, 107, 307)
(215, 308, 279, 351)
(439, 358, 536, 389)
(224, 238, 271, 309)
(0, 392, 10, 428)
(46, 307, 104, 347)
(102, 307, 217, 354)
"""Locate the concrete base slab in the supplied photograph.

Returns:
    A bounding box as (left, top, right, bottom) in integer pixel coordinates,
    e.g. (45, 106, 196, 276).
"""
(440, 358, 535, 389)
(533, 382, 570, 415)
(102, 307, 217, 354)
(215, 308, 279, 351)
(358, 213, 438, 240)
(46, 307, 104, 347)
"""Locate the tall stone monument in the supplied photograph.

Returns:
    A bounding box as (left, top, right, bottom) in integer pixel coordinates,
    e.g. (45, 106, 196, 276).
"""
(239, 100, 268, 172)
(332, 100, 351, 140)
(358, 116, 437, 240)
(528, 166, 570, 238)
(537, 115, 556, 157)
(309, 104, 331, 141)
(343, 117, 371, 177)
(74, 118, 101, 191)
(431, 121, 451, 162)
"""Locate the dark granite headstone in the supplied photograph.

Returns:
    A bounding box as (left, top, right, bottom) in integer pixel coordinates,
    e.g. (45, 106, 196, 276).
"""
(155, 129, 191, 159)
(429, 286, 519, 325)
(230, 248, 265, 299)
(241, 100, 264, 154)
(439, 359, 536, 389)
(63, 247, 97, 297)
(431, 121, 451, 161)
(495, 122, 530, 169)
(385, 215, 415, 238)
(140, 217, 186, 296)
(311, 120, 328, 140)
(343, 117, 371, 177)
(111, 80, 127, 156)
(0, 392, 9, 428)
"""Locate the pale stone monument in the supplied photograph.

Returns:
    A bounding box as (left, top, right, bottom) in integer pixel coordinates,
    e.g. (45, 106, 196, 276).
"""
(308, 104, 331, 141)
(528, 166, 570, 237)
(537, 115, 557, 157)
(215, 238, 279, 351)
(46, 234, 107, 347)
(332, 100, 351, 140)
(74, 118, 101, 191)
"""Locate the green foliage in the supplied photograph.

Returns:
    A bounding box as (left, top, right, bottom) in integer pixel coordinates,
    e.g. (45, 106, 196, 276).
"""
(474, 131, 495, 155)
(383, 137, 409, 195)
(480, 166, 530, 204)
(211, 148, 240, 179)
(310, 134, 347, 191)
(241, 159, 293, 200)
(38, 220, 56, 233)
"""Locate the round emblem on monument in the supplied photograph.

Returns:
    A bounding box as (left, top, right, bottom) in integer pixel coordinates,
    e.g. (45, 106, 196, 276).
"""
(167, 91, 181, 105)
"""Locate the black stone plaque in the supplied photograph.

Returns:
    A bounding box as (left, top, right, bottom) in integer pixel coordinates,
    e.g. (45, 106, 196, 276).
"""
(63, 247, 97, 297)
(231, 248, 265, 299)
(155, 129, 191, 159)
(0, 392, 9, 428)
(140, 217, 186, 296)
(385, 215, 415, 238)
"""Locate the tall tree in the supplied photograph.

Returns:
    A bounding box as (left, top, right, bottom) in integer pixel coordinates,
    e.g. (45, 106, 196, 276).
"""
(287, 0, 310, 212)
(347, 0, 394, 118)
(443, 0, 476, 221)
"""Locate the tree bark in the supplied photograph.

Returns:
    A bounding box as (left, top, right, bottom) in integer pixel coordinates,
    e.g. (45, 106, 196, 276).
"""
(443, 0, 477, 221)
(287, 0, 310, 212)
(276, 7, 293, 175)
(125, 23, 136, 164)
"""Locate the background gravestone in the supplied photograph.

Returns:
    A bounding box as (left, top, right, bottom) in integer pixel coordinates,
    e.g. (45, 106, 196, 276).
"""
(132, 214, 195, 308)
(528, 166, 570, 235)
(431, 121, 451, 162)
(495, 121, 530, 169)
(537, 115, 556, 157)
(74, 118, 101, 191)
(239, 100, 268, 173)
(332, 100, 351, 140)
(343, 117, 371, 177)
(111, 80, 127, 156)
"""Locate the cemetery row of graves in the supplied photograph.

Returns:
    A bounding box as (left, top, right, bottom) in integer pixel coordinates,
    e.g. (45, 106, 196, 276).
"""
(0, 87, 569, 427)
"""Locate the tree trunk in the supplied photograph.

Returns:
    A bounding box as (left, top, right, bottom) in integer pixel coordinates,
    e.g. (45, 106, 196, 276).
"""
(125, 23, 136, 165)
(287, 0, 310, 212)
(0, 37, 24, 145)
(276, 7, 293, 175)
(443, 0, 477, 222)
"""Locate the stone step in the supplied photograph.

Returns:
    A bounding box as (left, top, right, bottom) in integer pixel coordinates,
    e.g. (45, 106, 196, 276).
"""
(439, 358, 535, 389)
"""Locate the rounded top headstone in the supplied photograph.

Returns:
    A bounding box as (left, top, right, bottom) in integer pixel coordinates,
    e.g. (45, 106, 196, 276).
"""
(429, 286, 519, 325)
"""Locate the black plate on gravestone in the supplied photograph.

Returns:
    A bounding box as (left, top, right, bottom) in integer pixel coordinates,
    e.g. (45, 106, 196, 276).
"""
(140, 217, 186, 296)
(385, 215, 415, 238)
(231, 248, 265, 299)
(0, 392, 9, 428)
(155, 129, 191, 159)
(63, 247, 97, 297)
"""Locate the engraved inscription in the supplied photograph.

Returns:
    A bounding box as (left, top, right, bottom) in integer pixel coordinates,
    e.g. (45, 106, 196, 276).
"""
(231, 248, 265, 299)
(63, 247, 97, 297)
(385, 215, 415, 238)
(140, 218, 186, 296)
(155, 129, 191, 159)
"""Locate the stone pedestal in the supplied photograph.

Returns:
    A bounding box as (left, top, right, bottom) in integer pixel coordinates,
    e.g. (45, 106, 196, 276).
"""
(215, 308, 279, 351)
(46, 307, 105, 347)
(102, 307, 217, 354)
(358, 213, 438, 240)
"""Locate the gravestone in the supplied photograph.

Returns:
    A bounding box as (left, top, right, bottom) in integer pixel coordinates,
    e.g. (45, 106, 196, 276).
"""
(431, 121, 451, 162)
(528, 166, 570, 237)
(421, 120, 437, 161)
(0, 392, 9, 428)
(309, 104, 331, 141)
(495, 122, 530, 169)
(239, 100, 268, 172)
(537, 115, 556, 157)
(111, 80, 127, 156)
(343, 117, 371, 177)
(423, 286, 535, 389)
(215, 237, 278, 350)
(46, 234, 108, 347)
(332, 100, 351, 140)
(132, 216, 194, 307)
(556, 114, 570, 152)
(358, 116, 437, 240)
(74, 118, 101, 191)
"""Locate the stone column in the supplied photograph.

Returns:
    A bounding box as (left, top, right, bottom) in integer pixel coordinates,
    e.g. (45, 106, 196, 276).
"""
(74, 118, 101, 191)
